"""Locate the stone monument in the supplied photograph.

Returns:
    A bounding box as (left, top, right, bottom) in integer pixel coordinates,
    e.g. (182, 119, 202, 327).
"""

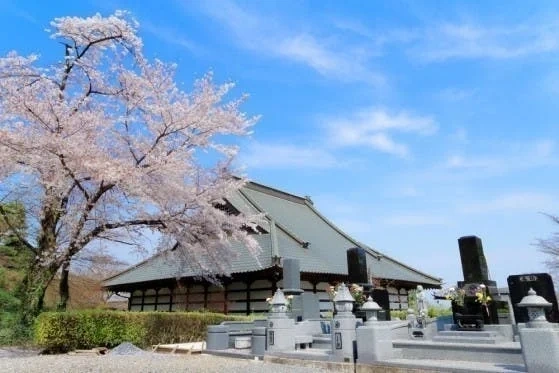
(455, 235, 499, 327)
(346, 247, 390, 321)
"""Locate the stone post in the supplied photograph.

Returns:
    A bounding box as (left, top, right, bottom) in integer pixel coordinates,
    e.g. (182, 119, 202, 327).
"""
(331, 283, 357, 362)
(356, 294, 395, 363)
(266, 288, 295, 353)
(517, 288, 559, 373)
(206, 324, 229, 350)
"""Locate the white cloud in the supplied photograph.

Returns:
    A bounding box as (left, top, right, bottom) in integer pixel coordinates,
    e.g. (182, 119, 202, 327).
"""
(458, 192, 555, 214)
(239, 142, 341, 169)
(325, 107, 437, 158)
(187, 0, 383, 85)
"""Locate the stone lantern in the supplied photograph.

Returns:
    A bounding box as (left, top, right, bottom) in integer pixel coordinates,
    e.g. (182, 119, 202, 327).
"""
(361, 295, 382, 323)
(333, 283, 354, 315)
(517, 288, 559, 373)
(266, 288, 295, 352)
(517, 288, 552, 328)
(332, 283, 358, 361)
(269, 288, 288, 318)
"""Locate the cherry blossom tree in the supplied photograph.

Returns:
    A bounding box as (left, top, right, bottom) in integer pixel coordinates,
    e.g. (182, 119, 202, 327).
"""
(0, 12, 260, 325)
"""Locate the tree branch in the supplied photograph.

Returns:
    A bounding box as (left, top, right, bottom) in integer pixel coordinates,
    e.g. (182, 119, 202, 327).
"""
(69, 218, 165, 257)
(0, 204, 37, 253)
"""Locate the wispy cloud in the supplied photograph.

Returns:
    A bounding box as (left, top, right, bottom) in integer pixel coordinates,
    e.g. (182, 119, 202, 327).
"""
(383, 213, 450, 226)
(239, 142, 342, 169)
(141, 21, 201, 54)
(443, 139, 556, 173)
(185, 0, 384, 85)
(324, 107, 437, 158)
(410, 21, 559, 62)
(436, 88, 476, 102)
(333, 15, 559, 63)
(1, 1, 38, 24)
(458, 192, 555, 214)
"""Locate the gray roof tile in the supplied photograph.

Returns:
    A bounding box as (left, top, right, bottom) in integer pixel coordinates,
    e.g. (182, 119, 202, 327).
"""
(104, 181, 442, 288)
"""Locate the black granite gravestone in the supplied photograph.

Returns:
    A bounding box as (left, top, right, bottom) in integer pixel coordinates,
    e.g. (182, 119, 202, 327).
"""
(507, 273, 559, 323)
(458, 236, 489, 282)
(455, 236, 499, 327)
(371, 288, 391, 321)
(347, 247, 368, 284)
(346, 247, 391, 321)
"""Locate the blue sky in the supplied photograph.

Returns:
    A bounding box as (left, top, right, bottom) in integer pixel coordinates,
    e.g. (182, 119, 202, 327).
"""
(2, 0, 558, 289)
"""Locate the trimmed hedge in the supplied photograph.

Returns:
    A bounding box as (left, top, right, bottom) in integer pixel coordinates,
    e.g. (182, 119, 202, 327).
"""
(34, 310, 250, 352)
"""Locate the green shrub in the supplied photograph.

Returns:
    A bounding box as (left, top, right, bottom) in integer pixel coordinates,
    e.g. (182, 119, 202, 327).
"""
(428, 305, 452, 318)
(34, 310, 250, 353)
(390, 310, 408, 320)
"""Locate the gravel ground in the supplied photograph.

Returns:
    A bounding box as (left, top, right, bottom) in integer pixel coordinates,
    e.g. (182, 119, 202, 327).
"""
(0, 353, 337, 373)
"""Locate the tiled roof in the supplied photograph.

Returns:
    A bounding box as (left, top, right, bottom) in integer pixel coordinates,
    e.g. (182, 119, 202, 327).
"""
(104, 181, 442, 288)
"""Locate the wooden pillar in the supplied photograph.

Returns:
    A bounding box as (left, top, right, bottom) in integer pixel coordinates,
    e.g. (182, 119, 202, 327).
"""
(224, 284, 229, 314)
(186, 283, 190, 311)
(141, 289, 145, 311)
(203, 283, 209, 310)
(169, 285, 174, 312)
(154, 288, 159, 311)
(245, 279, 252, 316)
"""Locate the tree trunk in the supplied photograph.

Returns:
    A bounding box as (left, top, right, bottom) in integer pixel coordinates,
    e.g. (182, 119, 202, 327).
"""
(57, 261, 70, 311)
(18, 261, 59, 327)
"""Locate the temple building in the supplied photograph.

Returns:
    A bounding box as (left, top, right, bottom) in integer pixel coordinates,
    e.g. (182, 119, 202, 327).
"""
(103, 181, 441, 314)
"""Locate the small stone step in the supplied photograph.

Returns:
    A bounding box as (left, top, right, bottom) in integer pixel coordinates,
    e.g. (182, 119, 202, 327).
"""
(432, 335, 497, 344)
(437, 331, 497, 338)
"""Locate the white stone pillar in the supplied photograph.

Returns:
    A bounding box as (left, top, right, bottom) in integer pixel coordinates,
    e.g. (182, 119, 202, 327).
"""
(331, 283, 357, 362)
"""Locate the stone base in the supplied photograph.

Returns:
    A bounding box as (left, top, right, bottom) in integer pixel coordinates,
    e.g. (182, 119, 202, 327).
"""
(519, 327, 559, 373)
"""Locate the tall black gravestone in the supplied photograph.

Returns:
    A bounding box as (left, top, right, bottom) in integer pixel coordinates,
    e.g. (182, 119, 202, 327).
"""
(346, 247, 390, 321)
(456, 236, 499, 326)
(347, 247, 368, 284)
(507, 273, 559, 323)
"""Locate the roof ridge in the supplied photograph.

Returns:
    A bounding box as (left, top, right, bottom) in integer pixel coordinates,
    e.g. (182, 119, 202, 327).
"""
(245, 180, 308, 204)
(360, 245, 442, 282)
(237, 187, 307, 246)
(302, 200, 441, 282)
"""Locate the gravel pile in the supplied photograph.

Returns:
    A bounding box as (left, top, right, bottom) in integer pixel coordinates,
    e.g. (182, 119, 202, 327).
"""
(109, 342, 146, 356)
(0, 353, 337, 373)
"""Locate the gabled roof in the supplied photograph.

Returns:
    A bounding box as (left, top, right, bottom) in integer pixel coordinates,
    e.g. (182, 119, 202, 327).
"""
(104, 180, 442, 289)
